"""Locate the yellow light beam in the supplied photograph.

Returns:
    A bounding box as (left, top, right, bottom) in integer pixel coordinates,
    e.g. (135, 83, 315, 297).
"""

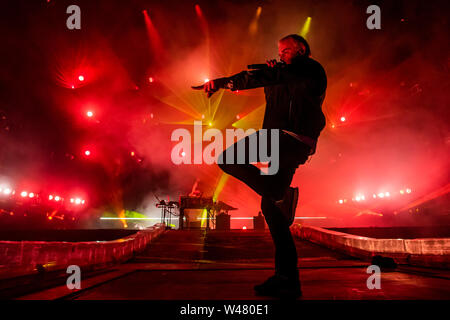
(158, 120, 202, 126)
(210, 89, 225, 123)
(119, 209, 128, 228)
(299, 17, 312, 38)
(154, 94, 201, 119)
(248, 6, 262, 35)
(232, 104, 266, 130)
(201, 208, 208, 228)
(155, 76, 209, 118)
(213, 172, 230, 202)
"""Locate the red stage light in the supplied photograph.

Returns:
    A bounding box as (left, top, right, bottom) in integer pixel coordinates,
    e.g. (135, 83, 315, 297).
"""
(131, 151, 135, 157)
(87, 111, 94, 117)
(148, 77, 154, 83)
(78, 75, 85, 82)
(71, 85, 75, 89)
(54, 196, 61, 202)
(20, 191, 28, 197)
(340, 116, 346, 122)
(242, 226, 247, 230)
(29, 193, 35, 198)
(84, 150, 91, 156)
(49, 195, 53, 200)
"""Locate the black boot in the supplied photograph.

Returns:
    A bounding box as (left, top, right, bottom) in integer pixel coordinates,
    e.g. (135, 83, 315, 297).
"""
(254, 274, 302, 298)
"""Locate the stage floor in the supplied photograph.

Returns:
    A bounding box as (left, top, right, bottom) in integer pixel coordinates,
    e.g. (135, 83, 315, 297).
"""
(15, 229, 450, 300)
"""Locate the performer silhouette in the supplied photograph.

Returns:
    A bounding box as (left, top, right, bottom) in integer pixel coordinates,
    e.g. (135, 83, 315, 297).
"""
(192, 34, 327, 298)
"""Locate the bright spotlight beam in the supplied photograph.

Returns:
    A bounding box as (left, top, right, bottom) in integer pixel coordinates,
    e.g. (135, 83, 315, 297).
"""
(299, 17, 312, 38)
(248, 6, 262, 35)
(142, 10, 163, 55)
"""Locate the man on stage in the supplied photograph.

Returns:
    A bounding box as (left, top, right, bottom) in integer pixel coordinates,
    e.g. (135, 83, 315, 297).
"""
(193, 34, 327, 298)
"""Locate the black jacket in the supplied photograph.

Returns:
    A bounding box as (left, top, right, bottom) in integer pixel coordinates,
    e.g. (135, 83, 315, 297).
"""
(226, 57, 327, 142)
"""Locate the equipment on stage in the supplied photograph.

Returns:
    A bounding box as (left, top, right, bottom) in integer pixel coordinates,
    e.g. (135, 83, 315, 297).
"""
(155, 194, 179, 228)
(253, 211, 265, 230)
(178, 196, 237, 230)
(216, 212, 231, 230)
(154, 190, 237, 230)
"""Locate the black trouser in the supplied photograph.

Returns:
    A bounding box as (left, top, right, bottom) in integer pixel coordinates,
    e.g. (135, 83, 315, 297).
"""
(218, 130, 310, 280)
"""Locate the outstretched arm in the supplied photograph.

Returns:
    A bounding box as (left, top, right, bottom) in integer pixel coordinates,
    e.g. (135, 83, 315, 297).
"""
(226, 66, 293, 91)
(191, 77, 231, 98)
(192, 60, 298, 98)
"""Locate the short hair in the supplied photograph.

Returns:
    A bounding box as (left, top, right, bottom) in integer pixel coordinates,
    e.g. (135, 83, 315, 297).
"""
(280, 34, 311, 57)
